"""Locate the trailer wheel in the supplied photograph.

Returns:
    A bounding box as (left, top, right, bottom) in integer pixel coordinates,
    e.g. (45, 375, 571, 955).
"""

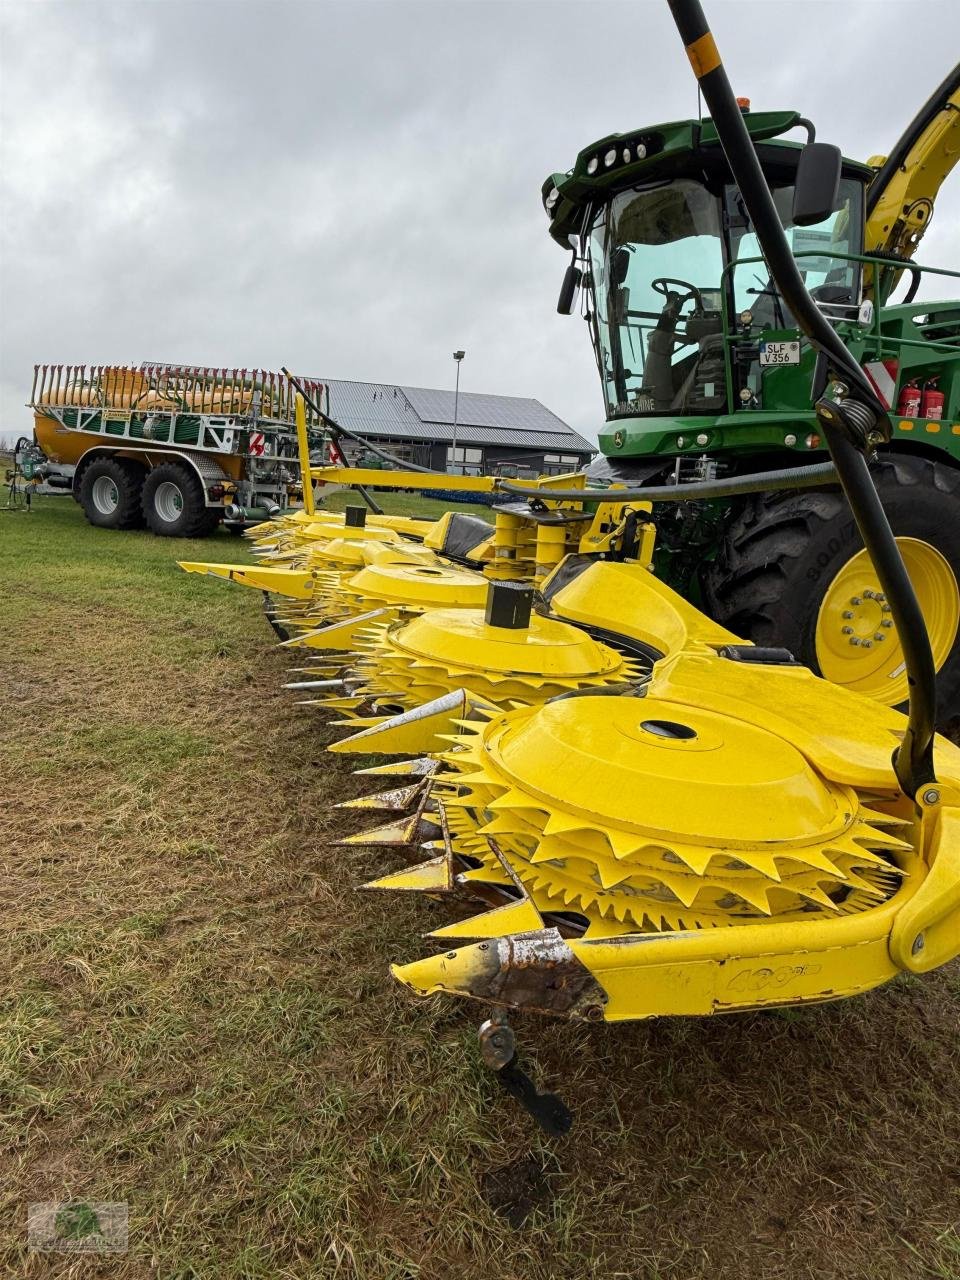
(78, 457, 146, 530)
(702, 453, 960, 726)
(142, 462, 220, 538)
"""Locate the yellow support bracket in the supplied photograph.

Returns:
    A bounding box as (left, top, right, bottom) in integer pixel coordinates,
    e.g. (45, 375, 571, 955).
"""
(310, 465, 591, 499)
(311, 465, 498, 494)
(294, 393, 315, 516)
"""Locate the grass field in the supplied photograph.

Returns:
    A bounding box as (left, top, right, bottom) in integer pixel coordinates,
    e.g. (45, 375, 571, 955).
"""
(1, 494, 959, 1280)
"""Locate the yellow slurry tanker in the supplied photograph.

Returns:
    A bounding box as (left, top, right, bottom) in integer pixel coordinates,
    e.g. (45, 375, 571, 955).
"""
(180, 1, 960, 1131)
(28, 364, 325, 535)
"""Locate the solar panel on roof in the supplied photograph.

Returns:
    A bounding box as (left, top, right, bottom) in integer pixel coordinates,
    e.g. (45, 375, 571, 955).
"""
(309, 377, 594, 453)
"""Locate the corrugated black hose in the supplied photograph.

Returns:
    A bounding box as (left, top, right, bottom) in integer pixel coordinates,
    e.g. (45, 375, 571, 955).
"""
(665, 0, 937, 797)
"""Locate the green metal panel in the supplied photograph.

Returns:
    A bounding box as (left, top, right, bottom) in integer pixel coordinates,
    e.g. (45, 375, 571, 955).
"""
(599, 410, 821, 459)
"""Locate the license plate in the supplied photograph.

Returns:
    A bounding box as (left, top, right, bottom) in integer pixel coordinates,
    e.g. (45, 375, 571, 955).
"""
(760, 340, 800, 366)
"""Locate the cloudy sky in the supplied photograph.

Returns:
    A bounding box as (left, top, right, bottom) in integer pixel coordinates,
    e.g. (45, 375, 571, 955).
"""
(2, 0, 959, 445)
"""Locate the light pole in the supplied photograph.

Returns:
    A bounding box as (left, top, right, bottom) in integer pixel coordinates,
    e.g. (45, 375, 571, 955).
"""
(450, 350, 465, 473)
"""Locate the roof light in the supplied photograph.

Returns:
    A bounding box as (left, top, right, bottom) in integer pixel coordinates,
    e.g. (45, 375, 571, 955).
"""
(586, 156, 599, 175)
(739, 309, 753, 327)
(604, 148, 618, 168)
(736, 96, 751, 111)
(636, 143, 647, 160)
(805, 432, 821, 449)
(622, 147, 631, 163)
(545, 187, 560, 209)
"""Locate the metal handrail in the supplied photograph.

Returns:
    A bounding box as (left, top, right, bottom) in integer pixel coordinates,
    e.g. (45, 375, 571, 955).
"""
(720, 249, 960, 360)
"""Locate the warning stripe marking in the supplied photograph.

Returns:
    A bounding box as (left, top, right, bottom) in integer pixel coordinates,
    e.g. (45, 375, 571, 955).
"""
(862, 359, 898, 409)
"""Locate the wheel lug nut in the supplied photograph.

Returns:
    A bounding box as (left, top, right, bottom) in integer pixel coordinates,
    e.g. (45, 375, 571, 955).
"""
(849, 637, 861, 646)
(842, 625, 854, 634)
(850, 596, 862, 606)
(881, 604, 892, 613)
(842, 610, 854, 619)
(874, 633, 885, 642)
(881, 619, 894, 628)
(863, 589, 874, 599)
(862, 640, 873, 648)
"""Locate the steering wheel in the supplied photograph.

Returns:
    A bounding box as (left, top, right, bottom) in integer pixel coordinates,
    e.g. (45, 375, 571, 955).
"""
(651, 277, 703, 309)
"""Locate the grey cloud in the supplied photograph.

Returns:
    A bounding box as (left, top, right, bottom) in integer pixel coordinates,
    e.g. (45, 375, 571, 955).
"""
(2, 0, 959, 445)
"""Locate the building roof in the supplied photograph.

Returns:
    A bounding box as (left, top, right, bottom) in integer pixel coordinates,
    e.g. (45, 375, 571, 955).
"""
(312, 378, 594, 454)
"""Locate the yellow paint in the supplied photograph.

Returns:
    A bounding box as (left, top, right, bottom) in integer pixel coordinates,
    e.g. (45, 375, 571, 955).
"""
(815, 537, 959, 706)
(865, 83, 960, 264)
(388, 647, 960, 1018)
(294, 393, 315, 516)
(180, 450, 960, 1027)
(325, 605, 637, 734)
(32, 411, 248, 477)
(544, 557, 740, 656)
(890, 805, 960, 973)
(178, 561, 317, 600)
(313, 465, 498, 494)
(685, 31, 721, 78)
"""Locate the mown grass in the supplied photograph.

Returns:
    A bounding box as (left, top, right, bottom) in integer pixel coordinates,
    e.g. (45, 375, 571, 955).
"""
(1, 495, 958, 1279)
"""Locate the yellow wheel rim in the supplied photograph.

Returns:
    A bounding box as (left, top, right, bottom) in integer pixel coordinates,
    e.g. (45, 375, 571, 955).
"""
(815, 537, 959, 705)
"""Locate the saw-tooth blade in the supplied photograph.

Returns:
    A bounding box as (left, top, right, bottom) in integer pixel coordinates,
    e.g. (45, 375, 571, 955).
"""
(335, 781, 430, 813)
(362, 855, 454, 894)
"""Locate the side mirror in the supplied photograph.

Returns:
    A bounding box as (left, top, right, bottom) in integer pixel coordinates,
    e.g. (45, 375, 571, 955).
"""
(792, 142, 842, 226)
(611, 245, 631, 287)
(557, 260, 582, 315)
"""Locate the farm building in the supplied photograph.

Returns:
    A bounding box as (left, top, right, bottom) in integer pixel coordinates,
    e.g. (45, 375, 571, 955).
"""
(316, 378, 595, 476)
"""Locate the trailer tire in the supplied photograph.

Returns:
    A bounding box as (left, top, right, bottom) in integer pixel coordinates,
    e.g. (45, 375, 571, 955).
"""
(78, 457, 146, 530)
(702, 453, 960, 728)
(141, 461, 220, 538)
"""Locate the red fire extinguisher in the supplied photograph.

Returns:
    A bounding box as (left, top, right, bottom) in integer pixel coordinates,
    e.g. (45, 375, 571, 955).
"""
(897, 379, 921, 417)
(921, 378, 945, 420)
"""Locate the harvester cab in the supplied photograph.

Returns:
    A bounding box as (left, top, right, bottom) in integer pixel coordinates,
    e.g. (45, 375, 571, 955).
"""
(547, 111, 865, 429)
(546, 57, 960, 718)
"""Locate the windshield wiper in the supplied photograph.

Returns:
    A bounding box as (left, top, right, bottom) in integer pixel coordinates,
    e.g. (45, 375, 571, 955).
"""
(749, 273, 787, 327)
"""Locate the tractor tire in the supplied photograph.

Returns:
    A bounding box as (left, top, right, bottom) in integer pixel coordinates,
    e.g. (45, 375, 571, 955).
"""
(702, 453, 960, 726)
(78, 457, 146, 530)
(141, 462, 220, 538)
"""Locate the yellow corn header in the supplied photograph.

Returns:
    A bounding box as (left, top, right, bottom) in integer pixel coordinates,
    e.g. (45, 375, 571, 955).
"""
(179, 450, 960, 1129)
(173, 0, 960, 1133)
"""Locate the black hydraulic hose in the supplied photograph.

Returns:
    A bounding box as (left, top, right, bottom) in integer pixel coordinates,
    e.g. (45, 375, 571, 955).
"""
(282, 368, 439, 476)
(499, 460, 839, 504)
(665, 0, 937, 796)
(282, 368, 386, 514)
(667, 4, 883, 414)
(284, 371, 836, 508)
(822, 415, 936, 794)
